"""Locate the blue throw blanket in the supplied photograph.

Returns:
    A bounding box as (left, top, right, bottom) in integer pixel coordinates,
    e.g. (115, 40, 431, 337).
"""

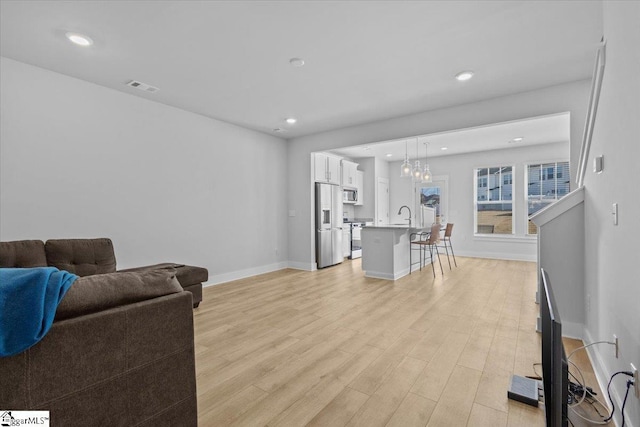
(0, 267, 78, 357)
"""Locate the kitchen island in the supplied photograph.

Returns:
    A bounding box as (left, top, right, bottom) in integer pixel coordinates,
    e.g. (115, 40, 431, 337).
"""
(361, 225, 427, 280)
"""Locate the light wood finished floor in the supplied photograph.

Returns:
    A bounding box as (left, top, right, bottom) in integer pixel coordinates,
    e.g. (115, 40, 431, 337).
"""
(193, 257, 599, 426)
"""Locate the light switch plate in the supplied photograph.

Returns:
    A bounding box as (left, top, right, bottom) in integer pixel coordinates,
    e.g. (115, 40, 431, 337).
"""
(612, 203, 618, 225)
(594, 155, 604, 173)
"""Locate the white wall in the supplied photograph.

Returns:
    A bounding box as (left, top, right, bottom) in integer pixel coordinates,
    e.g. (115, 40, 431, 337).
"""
(388, 142, 568, 261)
(583, 2, 640, 425)
(287, 80, 590, 269)
(0, 57, 289, 284)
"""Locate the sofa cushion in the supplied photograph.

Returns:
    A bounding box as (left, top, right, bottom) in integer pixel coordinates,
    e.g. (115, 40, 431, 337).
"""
(0, 240, 47, 268)
(55, 269, 183, 321)
(45, 238, 117, 276)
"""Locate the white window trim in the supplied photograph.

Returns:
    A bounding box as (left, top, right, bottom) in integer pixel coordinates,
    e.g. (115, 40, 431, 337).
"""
(474, 234, 537, 243)
(524, 159, 570, 235)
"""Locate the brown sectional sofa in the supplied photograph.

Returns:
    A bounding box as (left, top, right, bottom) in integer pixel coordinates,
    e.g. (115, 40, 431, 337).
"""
(0, 249, 198, 425)
(1, 238, 207, 308)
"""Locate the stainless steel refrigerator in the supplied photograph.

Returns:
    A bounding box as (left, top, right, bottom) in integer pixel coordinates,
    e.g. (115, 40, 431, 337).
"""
(315, 182, 344, 268)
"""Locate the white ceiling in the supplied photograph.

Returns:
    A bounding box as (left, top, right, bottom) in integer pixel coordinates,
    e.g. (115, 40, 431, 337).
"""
(0, 1, 602, 138)
(330, 112, 570, 162)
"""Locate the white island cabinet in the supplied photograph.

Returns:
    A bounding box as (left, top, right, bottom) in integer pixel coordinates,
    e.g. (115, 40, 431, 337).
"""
(361, 225, 425, 280)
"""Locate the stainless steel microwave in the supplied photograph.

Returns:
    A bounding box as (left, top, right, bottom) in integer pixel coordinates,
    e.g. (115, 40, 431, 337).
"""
(343, 188, 358, 203)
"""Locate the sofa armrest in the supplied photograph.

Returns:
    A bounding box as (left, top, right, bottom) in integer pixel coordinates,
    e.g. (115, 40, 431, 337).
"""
(118, 263, 185, 273)
(56, 269, 183, 321)
(1, 291, 197, 425)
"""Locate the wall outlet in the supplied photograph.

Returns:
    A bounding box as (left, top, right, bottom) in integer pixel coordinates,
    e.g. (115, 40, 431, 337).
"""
(631, 363, 639, 399)
(614, 334, 619, 358)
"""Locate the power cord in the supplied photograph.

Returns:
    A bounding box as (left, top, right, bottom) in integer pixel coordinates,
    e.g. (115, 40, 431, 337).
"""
(567, 340, 616, 361)
(567, 359, 588, 407)
(620, 379, 633, 427)
(603, 371, 634, 425)
(531, 362, 542, 379)
(569, 379, 596, 404)
(535, 341, 633, 425)
(565, 340, 634, 425)
(566, 353, 611, 424)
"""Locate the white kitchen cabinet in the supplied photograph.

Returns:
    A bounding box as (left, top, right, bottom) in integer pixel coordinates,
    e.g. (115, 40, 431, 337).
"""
(313, 153, 327, 183)
(355, 170, 364, 205)
(327, 156, 341, 185)
(341, 160, 358, 189)
(314, 153, 341, 185)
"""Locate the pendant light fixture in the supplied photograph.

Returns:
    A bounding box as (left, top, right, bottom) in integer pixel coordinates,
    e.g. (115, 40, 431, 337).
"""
(412, 138, 422, 181)
(422, 142, 432, 183)
(400, 140, 412, 178)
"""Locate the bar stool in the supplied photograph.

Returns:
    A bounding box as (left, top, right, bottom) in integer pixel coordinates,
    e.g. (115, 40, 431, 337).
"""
(438, 223, 457, 269)
(409, 230, 428, 274)
(411, 223, 443, 278)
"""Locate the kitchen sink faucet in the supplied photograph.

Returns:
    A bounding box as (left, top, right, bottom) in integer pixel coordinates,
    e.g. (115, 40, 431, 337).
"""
(398, 205, 412, 227)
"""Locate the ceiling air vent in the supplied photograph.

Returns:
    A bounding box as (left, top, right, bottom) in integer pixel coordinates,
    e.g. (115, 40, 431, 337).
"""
(126, 80, 159, 93)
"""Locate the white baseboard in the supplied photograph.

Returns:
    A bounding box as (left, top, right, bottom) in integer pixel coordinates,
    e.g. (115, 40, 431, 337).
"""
(363, 267, 410, 281)
(287, 260, 316, 271)
(203, 261, 288, 287)
(582, 328, 634, 427)
(202, 252, 534, 286)
(455, 250, 537, 262)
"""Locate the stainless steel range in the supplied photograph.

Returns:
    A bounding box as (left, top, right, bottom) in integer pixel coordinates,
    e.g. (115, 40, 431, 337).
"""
(348, 221, 373, 259)
(350, 223, 363, 259)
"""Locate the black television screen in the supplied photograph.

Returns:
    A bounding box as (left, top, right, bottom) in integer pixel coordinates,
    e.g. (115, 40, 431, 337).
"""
(541, 268, 569, 427)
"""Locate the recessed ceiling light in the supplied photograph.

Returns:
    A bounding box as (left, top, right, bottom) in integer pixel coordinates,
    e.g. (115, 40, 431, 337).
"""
(441, 147, 448, 151)
(289, 58, 305, 67)
(285, 118, 297, 124)
(513, 137, 524, 142)
(386, 153, 393, 157)
(455, 70, 474, 81)
(65, 32, 93, 47)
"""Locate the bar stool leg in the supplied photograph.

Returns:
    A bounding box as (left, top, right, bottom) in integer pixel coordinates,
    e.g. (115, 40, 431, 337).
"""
(443, 240, 452, 270)
(409, 240, 413, 274)
(448, 238, 457, 267)
(428, 245, 435, 278)
(435, 245, 444, 274)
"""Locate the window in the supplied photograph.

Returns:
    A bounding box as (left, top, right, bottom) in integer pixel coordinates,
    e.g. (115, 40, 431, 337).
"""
(527, 161, 570, 234)
(475, 166, 513, 234)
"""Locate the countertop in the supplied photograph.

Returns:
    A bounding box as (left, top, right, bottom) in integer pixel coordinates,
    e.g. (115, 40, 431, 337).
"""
(343, 218, 374, 223)
(363, 224, 424, 230)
